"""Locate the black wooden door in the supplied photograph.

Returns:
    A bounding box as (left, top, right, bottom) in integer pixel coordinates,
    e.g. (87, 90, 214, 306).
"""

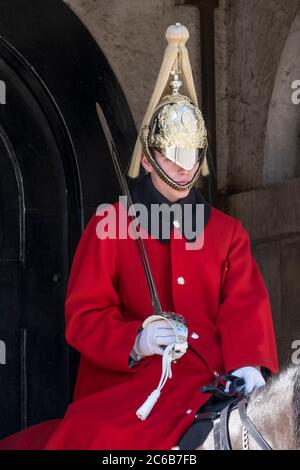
(0, 0, 136, 439)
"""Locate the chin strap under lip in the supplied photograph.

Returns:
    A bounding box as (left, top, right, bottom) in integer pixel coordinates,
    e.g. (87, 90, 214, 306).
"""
(140, 125, 206, 192)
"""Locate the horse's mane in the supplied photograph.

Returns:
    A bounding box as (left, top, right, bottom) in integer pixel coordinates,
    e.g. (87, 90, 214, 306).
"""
(293, 365, 300, 448)
(252, 364, 300, 449)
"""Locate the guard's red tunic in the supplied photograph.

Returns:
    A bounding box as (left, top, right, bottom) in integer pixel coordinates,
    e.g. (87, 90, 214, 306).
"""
(0, 200, 278, 450)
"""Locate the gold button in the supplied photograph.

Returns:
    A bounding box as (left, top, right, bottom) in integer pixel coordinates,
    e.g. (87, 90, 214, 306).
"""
(177, 276, 185, 285)
(191, 332, 199, 339)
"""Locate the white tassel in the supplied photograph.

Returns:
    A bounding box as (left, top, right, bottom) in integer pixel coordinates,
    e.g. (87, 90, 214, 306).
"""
(136, 344, 174, 420)
(136, 389, 161, 420)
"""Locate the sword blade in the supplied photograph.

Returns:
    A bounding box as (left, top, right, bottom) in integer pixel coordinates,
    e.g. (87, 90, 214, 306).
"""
(95, 102, 162, 315)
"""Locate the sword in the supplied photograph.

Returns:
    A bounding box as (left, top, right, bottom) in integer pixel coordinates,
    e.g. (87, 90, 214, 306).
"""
(95, 102, 162, 316)
(96, 103, 189, 420)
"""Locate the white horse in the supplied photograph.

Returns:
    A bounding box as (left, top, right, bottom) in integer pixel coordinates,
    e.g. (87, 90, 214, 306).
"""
(192, 365, 299, 450)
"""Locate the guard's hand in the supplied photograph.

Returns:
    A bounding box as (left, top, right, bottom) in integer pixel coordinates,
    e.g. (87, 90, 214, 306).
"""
(132, 320, 176, 359)
(225, 366, 265, 395)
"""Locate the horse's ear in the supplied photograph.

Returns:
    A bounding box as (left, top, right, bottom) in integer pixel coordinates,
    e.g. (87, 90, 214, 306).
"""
(261, 367, 272, 382)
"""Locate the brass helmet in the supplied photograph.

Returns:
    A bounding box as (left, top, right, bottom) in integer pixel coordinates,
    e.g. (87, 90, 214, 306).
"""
(128, 23, 209, 191)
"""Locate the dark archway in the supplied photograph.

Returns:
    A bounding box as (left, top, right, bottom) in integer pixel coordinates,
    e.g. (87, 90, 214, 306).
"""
(0, 0, 136, 438)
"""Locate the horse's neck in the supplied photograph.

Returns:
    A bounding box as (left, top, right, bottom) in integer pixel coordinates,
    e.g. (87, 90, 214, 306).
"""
(197, 408, 258, 450)
(199, 366, 299, 450)
(199, 393, 294, 450)
(230, 389, 295, 450)
(246, 391, 294, 450)
(228, 407, 262, 450)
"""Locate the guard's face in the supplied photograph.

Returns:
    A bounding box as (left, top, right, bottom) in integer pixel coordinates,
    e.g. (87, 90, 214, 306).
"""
(141, 150, 200, 202)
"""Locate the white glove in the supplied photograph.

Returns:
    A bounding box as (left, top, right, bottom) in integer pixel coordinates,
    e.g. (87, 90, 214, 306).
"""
(225, 366, 266, 395)
(132, 320, 177, 359)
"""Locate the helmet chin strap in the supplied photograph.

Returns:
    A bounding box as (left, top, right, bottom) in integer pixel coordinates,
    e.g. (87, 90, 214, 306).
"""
(141, 126, 206, 192)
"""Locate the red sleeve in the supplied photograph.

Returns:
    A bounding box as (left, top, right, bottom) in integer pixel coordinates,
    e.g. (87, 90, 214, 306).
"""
(216, 220, 279, 374)
(64, 211, 145, 373)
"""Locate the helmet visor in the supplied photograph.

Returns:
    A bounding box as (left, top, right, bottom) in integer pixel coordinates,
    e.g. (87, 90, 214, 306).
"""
(163, 145, 200, 170)
(163, 145, 205, 170)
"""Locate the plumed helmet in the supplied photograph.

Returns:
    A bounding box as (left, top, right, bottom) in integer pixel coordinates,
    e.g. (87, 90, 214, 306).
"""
(128, 23, 209, 191)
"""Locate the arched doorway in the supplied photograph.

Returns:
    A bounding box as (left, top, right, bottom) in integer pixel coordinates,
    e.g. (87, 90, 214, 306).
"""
(264, 8, 300, 184)
(0, 0, 136, 438)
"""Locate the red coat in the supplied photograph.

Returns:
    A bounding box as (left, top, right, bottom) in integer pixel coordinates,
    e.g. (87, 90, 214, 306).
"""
(0, 201, 278, 450)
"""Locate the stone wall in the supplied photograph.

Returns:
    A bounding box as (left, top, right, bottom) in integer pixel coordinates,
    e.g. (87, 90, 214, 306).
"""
(264, 10, 300, 184)
(63, 0, 202, 130)
(218, 0, 300, 366)
(216, 0, 300, 194)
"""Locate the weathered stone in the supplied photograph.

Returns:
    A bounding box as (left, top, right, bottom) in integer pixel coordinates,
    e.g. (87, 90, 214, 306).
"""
(227, 0, 300, 193)
(63, 0, 202, 130)
(264, 10, 300, 184)
(280, 238, 300, 335)
(226, 178, 300, 240)
(252, 241, 281, 338)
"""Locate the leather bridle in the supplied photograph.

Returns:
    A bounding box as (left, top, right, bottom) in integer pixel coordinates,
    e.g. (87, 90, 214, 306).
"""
(212, 396, 272, 450)
(200, 374, 273, 450)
